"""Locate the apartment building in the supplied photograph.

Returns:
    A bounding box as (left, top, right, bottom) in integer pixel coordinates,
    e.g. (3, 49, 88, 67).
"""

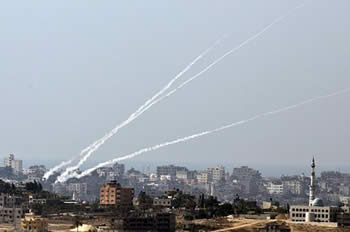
(4, 154, 23, 174)
(208, 166, 225, 183)
(100, 181, 134, 207)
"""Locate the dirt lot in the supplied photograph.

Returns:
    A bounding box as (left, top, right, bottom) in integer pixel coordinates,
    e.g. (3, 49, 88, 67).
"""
(0, 224, 16, 232)
(177, 217, 350, 232)
(48, 221, 73, 232)
(289, 223, 350, 232)
(2, 217, 350, 231)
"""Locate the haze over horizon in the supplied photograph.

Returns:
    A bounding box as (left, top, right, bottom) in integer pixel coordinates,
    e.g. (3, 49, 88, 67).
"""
(1, 0, 350, 175)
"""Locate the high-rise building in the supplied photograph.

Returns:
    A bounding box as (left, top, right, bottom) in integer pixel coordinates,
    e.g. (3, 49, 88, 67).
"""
(208, 166, 225, 183)
(197, 171, 212, 184)
(100, 181, 134, 207)
(232, 166, 262, 195)
(113, 163, 125, 176)
(4, 154, 23, 174)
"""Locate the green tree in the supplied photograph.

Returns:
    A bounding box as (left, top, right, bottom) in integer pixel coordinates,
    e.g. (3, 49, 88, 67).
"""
(216, 203, 234, 217)
(137, 191, 153, 211)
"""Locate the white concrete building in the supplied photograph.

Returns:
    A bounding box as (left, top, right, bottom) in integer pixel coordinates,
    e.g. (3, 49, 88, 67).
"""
(176, 170, 188, 180)
(0, 193, 23, 224)
(265, 181, 284, 195)
(283, 179, 303, 195)
(153, 198, 172, 207)
(4, 154, 23, 174)
(289, 158, 340, 223)
(208, 166, 225, 183)
(66, 183, 88, 195)
(197, 171, 212, 184)
(290, 205, 338, 223)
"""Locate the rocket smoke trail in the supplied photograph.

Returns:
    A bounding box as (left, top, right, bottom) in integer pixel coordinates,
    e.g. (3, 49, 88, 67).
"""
(62, 87, 350, 181)
(42, 160, 73, 180)
(55, 2, 308, 183)
(52, 39, 221, 182)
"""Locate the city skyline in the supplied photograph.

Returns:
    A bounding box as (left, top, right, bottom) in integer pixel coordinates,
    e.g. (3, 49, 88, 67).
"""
(1, 1, 350, 230)
(1, 0, 350, 179)
(1, 153, 348, 178)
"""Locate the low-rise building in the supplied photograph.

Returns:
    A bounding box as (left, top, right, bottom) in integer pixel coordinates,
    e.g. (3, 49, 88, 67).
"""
(153, 197, 172, 208)
(66, 183, 88, 195)
(0, 207, 23, 224)
(290, 205, 339, 223)
(337, 213, 350, 228)
(262, 201, 279, 210)
(255, 223, 291, 232)
(0, 193, 23, 208)
(0, 193, 24, 224)
(29, 195, 47, 205)
(342, 206, 350, 214)
(21, 211, 48, 232)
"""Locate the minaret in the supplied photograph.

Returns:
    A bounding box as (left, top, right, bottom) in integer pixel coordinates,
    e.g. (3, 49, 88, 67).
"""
(309, 157, 316, 206)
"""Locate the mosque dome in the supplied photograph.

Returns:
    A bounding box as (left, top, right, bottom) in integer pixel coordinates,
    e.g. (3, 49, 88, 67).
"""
(311, 198, 324, 207)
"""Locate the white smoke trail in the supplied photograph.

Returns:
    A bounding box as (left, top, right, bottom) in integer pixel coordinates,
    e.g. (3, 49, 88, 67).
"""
(42, 160, 73, 180)
(64, 87, 350, 181)
(57, 2, 308, 182)
(53, 39, 222, 183)
(107, 1, 309, 132)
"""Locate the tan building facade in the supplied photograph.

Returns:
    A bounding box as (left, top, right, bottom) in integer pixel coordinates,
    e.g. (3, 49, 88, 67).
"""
(21, 211, 48, 232)
(100, 181, 134, 207)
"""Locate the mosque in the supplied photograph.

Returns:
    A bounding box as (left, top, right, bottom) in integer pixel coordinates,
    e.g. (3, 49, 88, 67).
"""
(289, 158, 340, 223)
